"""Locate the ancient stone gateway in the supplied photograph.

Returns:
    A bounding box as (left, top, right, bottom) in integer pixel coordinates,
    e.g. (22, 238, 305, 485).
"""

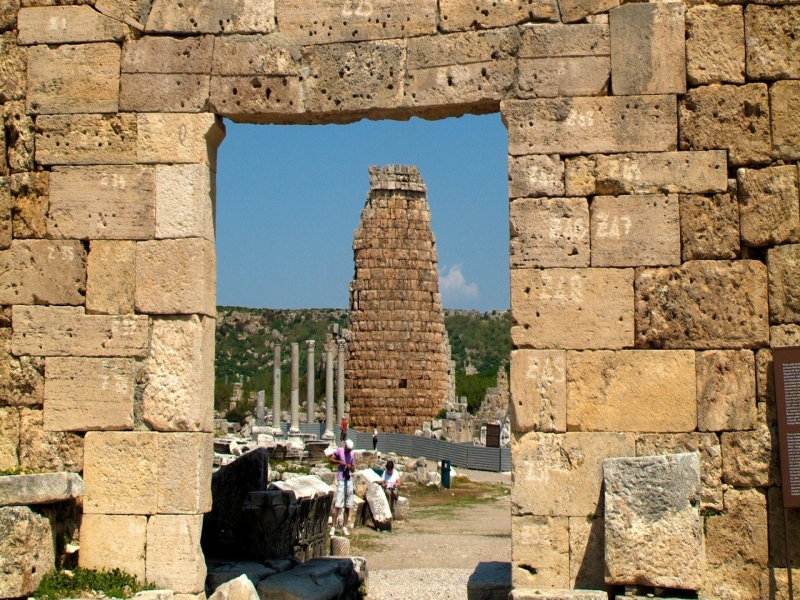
(346, 165, 450, 434)
(1, 0, 797, 597)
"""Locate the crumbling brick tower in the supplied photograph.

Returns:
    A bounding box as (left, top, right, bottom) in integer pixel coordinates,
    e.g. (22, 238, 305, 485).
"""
(346, 165, 450, 434)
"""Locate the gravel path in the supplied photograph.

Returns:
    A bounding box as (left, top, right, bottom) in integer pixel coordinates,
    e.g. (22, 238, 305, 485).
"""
(369, 568, 472, 600)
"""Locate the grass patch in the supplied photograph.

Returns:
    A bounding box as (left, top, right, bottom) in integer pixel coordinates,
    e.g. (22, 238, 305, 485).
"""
(35, 568, 153, 600)
(402, 476, 509, 510)
(347, 528, 389, 554)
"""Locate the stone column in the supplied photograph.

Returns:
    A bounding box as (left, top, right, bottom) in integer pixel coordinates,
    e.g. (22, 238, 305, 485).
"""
(306, 340, 315, 424)
(256, 390, 265, 426)
(337, 339, 346, 423)
(290, 342, 299, 433)
(272, 343, 281, 433)
(323, 345, 335, 440)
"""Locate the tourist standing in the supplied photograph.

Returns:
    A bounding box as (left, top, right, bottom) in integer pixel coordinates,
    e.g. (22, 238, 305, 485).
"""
(372, 425, 378, 451)
(330, 439, 355, 536)
(340, 416, 348, 442)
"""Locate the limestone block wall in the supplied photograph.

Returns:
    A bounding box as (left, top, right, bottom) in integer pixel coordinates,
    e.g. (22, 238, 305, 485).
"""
(346, 165, 450, 434)
(0, 0, 797, 595)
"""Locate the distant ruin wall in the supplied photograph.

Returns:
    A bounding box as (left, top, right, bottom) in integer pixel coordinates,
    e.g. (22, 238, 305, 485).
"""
(346, 166, 450, 434)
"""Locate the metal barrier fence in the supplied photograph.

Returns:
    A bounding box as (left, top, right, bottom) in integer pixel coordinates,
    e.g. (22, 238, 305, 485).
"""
(277, 422, 510, 472)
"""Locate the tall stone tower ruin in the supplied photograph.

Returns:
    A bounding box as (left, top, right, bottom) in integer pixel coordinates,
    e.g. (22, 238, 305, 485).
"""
(346, 165, 450, 433)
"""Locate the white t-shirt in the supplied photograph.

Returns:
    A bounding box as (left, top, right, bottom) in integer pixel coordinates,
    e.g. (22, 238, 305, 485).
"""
(383, 469, 400, 489)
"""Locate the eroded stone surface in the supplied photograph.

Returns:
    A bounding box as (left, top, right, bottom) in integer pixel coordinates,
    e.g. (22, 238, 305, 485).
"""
(0, 328, 43, 406)
(721, 405, 779, 487)
(512, 516, 569, 588)
(738, 165, 800, 247)
(122, 35, 214, 73)
(136, 113, 224, 166)
(86, 240, 136, 315)
(35, 114, 137, 166)
(696, 350, 757, 432)
(156, 163, 214, 241)
(772, 324, 800, 347)
(680, 185, 740, 261)
(511, 268, 633, 350)
(568, 516, 605, 590)
(559, 0, 618, 24)
(0, 406, 19, 471)
(10, 172, 48, 239)
(17, 6, 123, 44)
(147, 0, 273, 34)
(771, 80, 800, 160)
(19, 407, 83, 472)
(511, 431, 635, 516)
(509, 197, 589, 268)
(768, 243, 800, 324)
(440, 0, 558, 31)
(0, 32, 26, 103)
(120, 73, 210, 113)
(603, 453, 702, 590)
(79, 514, 147, 582)
(0, 471, 84, 506)
(0, 240, 86, 305)
(745, 5, 800, 80)
(686, 5, 745, 85)
(158, 432, 213, 512)
(510, 349, 566, 434)
(509, 155, 565, 198)
(4, 102, 34, 173)
(146, 515, 206, 593)
(0, 506, 54, 598)
(634, 260, 769, 349)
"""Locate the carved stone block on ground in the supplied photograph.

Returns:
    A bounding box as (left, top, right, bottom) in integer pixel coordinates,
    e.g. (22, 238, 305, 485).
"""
(0, 240, 86, 305)
(156, 164, 214, 241)
(86, 240, 136, 315)
(679, 84, 771, 166)
(511, 267, 633, 350)
(769, 244, 800, 325)
(510, 197, 589, 268)
(208, 574, 259, 600)
(590, 194, 680, 267)
(686, 5, 745, 85)
(79, 514, 147, 582)
(510, 349, 566, 434)
(142, 316, 215, 432)
(44, 357, 134, 431)
(512, 516, 568, 588)
(146, 0, 273, 34)
(696, 350, 757, 432)
(771, 81, 800, 160)
(745, 5, 800, 80)
(0, 506, 54, 598)
(10, 171, 49, 239)
(440, 0, 558, 31)
(569, 516, 605, 590)
(738, 165, 800, 247)
(567, 350, 696, 433)
(508, 155, 565, 199)
(610, 3, 685, 95)
(634, 260, 769, 349)
(158, 432, 213, 513)
(680, 187, 740, 261)
(604, 453, 702, 590)
(0, 328, 43, 406)
(26, 43, 120, 114)
(146, 515, 206, 593)
(365, 482, 392, 531)
(35, 114, 137, 166)
(636, 433, 722, 511)
(17, 6, 123, 44)
(83, 431, 158, 514)
(18, 407, 83, 473)
(511, 431, 635, 517)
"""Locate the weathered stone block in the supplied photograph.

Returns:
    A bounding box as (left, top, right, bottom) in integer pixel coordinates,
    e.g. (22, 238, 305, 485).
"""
(276, 0, 435, 45)
(137, 113, 224, 166)
(86, 240, 135, 315)
(0, 0, 18, 30)
(0, 471, 83, 506)
(680, 186, 740, 261)
(704, 488, 768, 600)
(4, 102, 33, 173)
(772, 324, 800, 348)
(509, 155, 564, 198)
(49, 166, 156, 240)
(0, 506, 54, 598)
(503, 96, 677, 156)
(519, 23, 609, 57)
(0, 240, 85, 305)
(0, 32, 26, 103)
(746, 5, 800, 80)
(10, 172, 48, 238)
(44, 357, 134, 431)
(590, 194, 680, 267)
(156, 164, 214, 241)
(756, 348, 775, 405)
(135, 238, 215, 316)
(564, 156, 594, 197)
(209, 75, 303, 120)
(146, 515, 206, 593)
(122, 35, 214, 73)
(696, 350, 756, 433)
(512, 516, 569, 588)
(0, 406, 19, 471)
(511, 267, 633, 350)
(405, 30, 516, 110)
(440, 0, 558, 31)
(511, 431, 635, 516)
(568, 516, 605, 591)
(772, 569, 800, 600)
(721, 404, 779, 487)
(738, 165, 800, 247)
(303, 41, 404, 117)
(509, 197, 589, 268)
(567, 350, 696, 433)
(559, 0, 617, 24)
(18, 407, 83, 472)
(634, 260, 769, 349)
(158, 432, 213, 513)
(83, 431, 158, 514)
(0, 179, 8, 250)
(635, 432, 722, 511)
(142, 316, 215, 432)
(35, 114, 137, 166)
(79, 514, 147, 582)
(768, 244, 800, 325)
(120, 73, 210, 113)
(771, 80, 800, 161)
(610, 3, 685, 95)
(604, 453, 702, 590)
(17, 6, 123, 44)
(26, 43, 120, 114)
(510, 349, 566, 434)
(679, 84, 771, 167)
(210, 35, 297, 77)
(0, 328, 44, 406)
(686, 5, 745, 85)
(12, 306, 149, 357)
(146, 0, 273, 33)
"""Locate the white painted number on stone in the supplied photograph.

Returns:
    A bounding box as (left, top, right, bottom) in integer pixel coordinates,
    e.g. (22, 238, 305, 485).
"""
(539, 272, 584, 302)
(595, 212, 632, 238)
(100, 173, 128, 191)
(342, 0, 374, 17)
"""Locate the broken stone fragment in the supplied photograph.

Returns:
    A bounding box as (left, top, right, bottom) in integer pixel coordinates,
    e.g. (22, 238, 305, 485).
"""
(0, 505, 55, 598)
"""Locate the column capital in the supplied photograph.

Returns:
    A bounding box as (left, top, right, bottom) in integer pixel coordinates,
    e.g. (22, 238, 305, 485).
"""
(306, 339, 315, 350)
(337, 339, 347, 351)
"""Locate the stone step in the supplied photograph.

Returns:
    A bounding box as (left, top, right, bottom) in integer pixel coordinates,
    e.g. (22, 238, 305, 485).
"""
(0, 472, 84, 506)
(511, 590, 607, 600)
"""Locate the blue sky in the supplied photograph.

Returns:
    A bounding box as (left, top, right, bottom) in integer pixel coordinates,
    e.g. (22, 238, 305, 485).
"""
(215, 113, 510, 311)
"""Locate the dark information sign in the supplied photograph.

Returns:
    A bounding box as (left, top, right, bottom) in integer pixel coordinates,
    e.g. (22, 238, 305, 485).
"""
(773, 347, 800, 508)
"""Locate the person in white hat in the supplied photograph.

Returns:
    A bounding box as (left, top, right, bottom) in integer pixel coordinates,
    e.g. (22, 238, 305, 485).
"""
(330, 438, 355, 536)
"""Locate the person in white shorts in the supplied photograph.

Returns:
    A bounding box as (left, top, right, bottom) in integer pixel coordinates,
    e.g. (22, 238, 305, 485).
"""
(330, 438, 355, 536)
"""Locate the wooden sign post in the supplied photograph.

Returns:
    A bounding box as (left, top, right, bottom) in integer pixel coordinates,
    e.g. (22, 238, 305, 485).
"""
(772, 347, 800, 600)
